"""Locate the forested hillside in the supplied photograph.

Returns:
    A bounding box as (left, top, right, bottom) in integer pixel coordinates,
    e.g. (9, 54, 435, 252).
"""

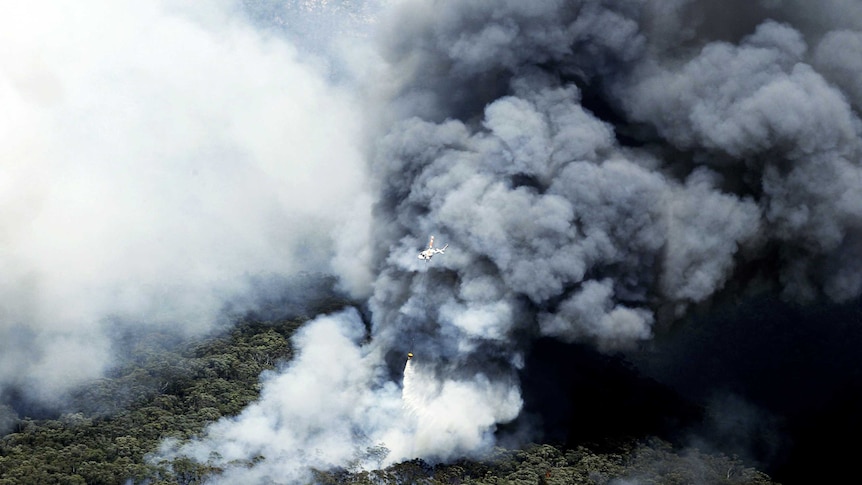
(0, 315, 306, 484)
(0, 311, 778, 485)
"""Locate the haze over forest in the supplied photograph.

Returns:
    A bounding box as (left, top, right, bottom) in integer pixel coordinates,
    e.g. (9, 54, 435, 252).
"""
(2, 0, 862, 483)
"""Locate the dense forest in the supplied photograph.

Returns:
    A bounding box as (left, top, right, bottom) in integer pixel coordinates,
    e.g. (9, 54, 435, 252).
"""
(0, 315, 304, 484)
(0, 308, 778, 485)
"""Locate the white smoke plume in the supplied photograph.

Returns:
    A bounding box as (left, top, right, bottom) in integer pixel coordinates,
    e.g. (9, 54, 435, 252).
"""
(0, 0, 369, 406)
(161, 308, 521, 483)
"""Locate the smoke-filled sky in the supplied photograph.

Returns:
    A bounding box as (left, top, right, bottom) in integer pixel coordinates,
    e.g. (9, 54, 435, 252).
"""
(0, 0, 371, 406)
(4, 0, 862, 483)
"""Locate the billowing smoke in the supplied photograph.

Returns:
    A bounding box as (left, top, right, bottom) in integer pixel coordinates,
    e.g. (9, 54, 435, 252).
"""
(163, 309, 521, 483)
(162, 309, 409, 484)
(0, 0, 369, 407)
(9, 0, 861, 482)
(367, 0, 862, 352)
(173, 0, 862, 481)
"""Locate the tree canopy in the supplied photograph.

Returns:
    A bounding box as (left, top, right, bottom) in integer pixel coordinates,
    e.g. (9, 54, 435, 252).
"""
(1, 312, 778, 485)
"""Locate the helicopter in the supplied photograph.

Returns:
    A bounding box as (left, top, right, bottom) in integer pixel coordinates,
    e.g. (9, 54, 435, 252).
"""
(417, 235, 448, 262)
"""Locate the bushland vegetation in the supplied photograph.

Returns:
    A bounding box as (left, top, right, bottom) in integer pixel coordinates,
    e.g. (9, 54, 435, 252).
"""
(0, 311, 777, 485)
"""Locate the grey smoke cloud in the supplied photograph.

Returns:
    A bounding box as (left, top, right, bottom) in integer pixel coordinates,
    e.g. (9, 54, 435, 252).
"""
(814, 30, 862, 110)
(617, 19, 862, 302)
